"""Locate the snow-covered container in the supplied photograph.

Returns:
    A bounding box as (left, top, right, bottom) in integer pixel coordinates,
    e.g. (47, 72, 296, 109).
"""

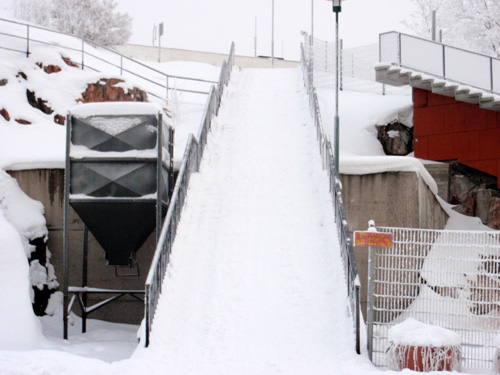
(387, 318, 461, 372)
(66, 102, 174, 266)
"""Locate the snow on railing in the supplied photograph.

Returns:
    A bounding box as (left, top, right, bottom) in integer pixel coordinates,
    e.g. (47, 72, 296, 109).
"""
(380, 31, 500, 95)
(0, 17, 218, 102)
(143, 42, 235, 347)
(300, 43, 361, 355)
(368, 226, 500, 371)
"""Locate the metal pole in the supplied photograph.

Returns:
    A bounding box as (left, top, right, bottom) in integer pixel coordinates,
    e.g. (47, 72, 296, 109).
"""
(367, 245, 375, 361)
(158, 33, 161, 63)
(82, 225, 88, 334)
(63, 114, 72, 340)
(81, 39, 84, 70)
(254, 17, 257, 57)
(334, 11, 340, 175)
(271, 0, 275, 68)
(26, 25, 29, 57)
(432, 10, 436, 41)
(156, 113, 163, 245)
(311, 0, 314, 81)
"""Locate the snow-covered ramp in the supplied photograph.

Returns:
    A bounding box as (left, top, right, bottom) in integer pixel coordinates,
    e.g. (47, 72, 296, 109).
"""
(142, 68, 358, 374)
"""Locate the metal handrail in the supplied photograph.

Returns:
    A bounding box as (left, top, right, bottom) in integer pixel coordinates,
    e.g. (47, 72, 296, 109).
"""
(379, 31, 500, 95)
(144, 42, 235, 347)
(0, 17, 217, 100)
(300, 43, 361, 355)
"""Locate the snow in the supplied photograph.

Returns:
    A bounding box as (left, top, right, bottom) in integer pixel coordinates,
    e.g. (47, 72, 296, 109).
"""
(0, 209, 48, 350)
(70, 102, 163, 118)
(388, 318, 461, 347)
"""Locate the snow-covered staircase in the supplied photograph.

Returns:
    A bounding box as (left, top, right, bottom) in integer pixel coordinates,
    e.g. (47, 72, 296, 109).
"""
(376, 31, 500, 112)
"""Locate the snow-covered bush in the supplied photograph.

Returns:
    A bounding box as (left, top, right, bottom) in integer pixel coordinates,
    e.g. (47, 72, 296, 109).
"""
(14, 0, 132, 46)
(406, 0, 500, 58)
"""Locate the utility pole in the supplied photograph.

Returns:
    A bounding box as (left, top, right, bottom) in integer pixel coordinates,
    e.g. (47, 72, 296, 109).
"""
(158, 22, 164, 63)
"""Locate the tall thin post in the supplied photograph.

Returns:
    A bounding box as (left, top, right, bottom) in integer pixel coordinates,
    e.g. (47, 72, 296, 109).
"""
(82, 225, 88, 333)
(431, 10, 436, 41)
(367, 245, 375, 360)
(334, 11, 340, 175)
(254, 17, 257, 57)
(271, 0, 275, 68)
(81, 39, 84, 70)
(63, 114, 72, 340)
(26, 25, 30, 57)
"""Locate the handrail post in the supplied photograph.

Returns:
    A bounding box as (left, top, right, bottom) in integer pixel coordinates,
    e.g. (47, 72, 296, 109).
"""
(26, 25, 30, 57)
(81, 39, 84, 70)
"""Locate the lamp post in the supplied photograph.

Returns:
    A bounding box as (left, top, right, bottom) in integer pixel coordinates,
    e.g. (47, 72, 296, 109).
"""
(327, 0, 345, 175)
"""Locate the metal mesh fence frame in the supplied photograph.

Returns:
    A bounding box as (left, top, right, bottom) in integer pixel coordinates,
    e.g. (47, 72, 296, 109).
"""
(368, 226, 500, 371)
(302, 33, 410, 96)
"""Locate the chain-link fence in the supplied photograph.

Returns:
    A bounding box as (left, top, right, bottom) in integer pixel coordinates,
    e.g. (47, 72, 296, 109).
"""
(368, 227, 500, 371)
(302, 33, 410, 96)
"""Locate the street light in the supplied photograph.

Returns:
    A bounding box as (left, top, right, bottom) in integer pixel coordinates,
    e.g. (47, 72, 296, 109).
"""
(326, 0, 346, 175)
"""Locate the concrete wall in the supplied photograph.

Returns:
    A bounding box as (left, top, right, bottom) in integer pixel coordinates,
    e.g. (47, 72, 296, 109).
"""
(8, 169, 154, 325)
(113, 44, 300, 69)
(340, 171, 448, 319)
(9, 168, 448, 325)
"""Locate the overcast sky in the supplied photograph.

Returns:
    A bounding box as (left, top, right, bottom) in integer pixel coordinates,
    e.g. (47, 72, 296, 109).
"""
(117, 0, 417, 60)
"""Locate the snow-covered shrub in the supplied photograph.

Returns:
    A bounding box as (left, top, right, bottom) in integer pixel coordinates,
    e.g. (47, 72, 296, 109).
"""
(14, 0, 132, 46)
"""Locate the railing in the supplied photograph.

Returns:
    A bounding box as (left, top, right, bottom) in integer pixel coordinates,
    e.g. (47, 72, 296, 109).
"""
(300, 44, 361, 354)
(368, 226, 500, 371)
(0, 17, 218, 102)
(144, 42, 235, 347)
(380, 31, 500, 95)
(302, 32, 409, 96)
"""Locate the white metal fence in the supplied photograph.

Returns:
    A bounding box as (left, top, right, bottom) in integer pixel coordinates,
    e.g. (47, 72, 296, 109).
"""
(302, 33, 410, 96)
(380, 31, 500, 95)
(368, 226, 500, 371)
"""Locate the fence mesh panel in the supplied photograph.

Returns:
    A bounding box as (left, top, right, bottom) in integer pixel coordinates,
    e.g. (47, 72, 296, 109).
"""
(368, 227, 500, 371)
(302, 33, 410, 96)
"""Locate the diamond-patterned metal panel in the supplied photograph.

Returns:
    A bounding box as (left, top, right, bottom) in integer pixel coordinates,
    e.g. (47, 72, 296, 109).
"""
(70, 162, 156, 197)
(72, 115, 157, 152)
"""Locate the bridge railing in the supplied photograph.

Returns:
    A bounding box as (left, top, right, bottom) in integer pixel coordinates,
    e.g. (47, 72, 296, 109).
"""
(144, 42, 235, 347)
(380, 31, 500, 95)
(0, 17, 217, 102)
(300, 44, 361, 355)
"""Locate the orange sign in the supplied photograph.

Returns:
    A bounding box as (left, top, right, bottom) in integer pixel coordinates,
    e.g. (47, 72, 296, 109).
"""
(354, 231, 393, 247)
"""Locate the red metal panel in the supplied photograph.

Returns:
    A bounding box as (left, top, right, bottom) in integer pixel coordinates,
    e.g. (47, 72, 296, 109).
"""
(414, 135, 429, 159)
(444, 104, 467, 133)
(453, 131, 480, 161)
(414, 107, 445, 136)
(466, 104, 497, 131)
(413, 88, 428, 109)
(463, 159, 498, 177)
(479, 128, 500, 160)
(428, 91, 456, 107)
(428, 134, 455, 160)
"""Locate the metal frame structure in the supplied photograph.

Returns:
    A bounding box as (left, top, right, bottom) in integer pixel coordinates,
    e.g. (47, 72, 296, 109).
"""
(143, 43, 235, 347)
(300, 43, 361, 354)
(63, 105, 174, 339)
(379, 31, 500, 95)
(0, 17, 217, 102)
(367, 226, 500, 371)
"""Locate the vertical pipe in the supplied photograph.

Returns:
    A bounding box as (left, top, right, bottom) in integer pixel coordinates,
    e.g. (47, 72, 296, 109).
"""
(443, 44, 446, 79)
(82, 225, 88, 334)
(63, 114, 72, 340)
(120, 56, 123, 76)
(340, 39, 343, 91)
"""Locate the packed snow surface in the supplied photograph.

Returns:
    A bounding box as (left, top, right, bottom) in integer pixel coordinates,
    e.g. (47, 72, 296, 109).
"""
(388, 318, 461, 347)
(135, 67, 359, 374)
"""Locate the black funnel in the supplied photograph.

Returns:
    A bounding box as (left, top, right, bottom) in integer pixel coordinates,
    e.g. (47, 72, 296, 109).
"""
(71, 201, 157, 266)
